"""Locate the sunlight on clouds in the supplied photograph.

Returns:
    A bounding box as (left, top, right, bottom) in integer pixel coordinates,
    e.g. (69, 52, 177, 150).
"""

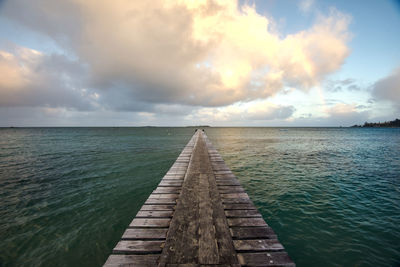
(0, 45, 94, 109)
(326, 103, 357, 115)
(0, 49, 34, 90)
(2, 0, 351, 108)
(185, 100, 295, 125)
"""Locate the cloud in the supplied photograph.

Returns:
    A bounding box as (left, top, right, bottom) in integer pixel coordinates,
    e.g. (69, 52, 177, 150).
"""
(372, 67, 400, 110)
(299, 0, 315, 13)
(0, 106, 164, 126)
(246, 104, 295, 120)
(0, 45, 95, 110)
(185, 101, 295, 125)
(324, 103, 369, 125)
(288, 103, 369, 126)
(1, 0, 351, 109)
(325, 78, 361, 92)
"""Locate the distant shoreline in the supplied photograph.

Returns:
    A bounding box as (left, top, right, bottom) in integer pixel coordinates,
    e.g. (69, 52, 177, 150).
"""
(351, 118, 400, 128)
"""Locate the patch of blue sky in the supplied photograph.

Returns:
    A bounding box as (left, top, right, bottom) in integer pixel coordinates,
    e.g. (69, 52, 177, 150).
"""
(0, 17, 76, 59)
(249, 0, 400, 83)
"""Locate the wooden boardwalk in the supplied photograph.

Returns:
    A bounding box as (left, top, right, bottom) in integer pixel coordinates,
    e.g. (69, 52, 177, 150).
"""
(104, 130, 295, 266)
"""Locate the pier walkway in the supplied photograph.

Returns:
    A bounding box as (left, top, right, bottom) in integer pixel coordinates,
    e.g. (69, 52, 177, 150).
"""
(104, 130, 294, 266)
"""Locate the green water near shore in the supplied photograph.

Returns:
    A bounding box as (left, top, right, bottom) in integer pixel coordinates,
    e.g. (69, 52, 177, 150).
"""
(1, 127, 399, 266)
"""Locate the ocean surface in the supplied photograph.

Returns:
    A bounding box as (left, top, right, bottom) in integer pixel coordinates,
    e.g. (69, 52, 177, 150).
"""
(0, 127, 399, 267)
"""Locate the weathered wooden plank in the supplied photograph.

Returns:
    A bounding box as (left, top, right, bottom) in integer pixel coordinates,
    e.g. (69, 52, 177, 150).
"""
(105, 130, 294, 267)
(165, 171, 186, 175)
(104, 254, 160, 266)
(129, 218, 171, 228)
(221, 193, 249, 199)
(166, 171, 186, 175)
(198, 173, 218, 264)
(122, 228, 168, 240)
(141, 205, 175, 211)
(169, 165, 188, 168)
(166, 265, 238, 267)
(153, 187, 181, 194)
(218, 185, 245, 190)
(222, 198, 252, 204)
(218, 186, 245, 193)
(175, 160, 190, 163)
(230, 227, 277, 240)
(162, 176, 184, 180)
(158, 181, 183, 187)
(233, 239, 284, 252)
(225, 209, 262, 218)
(228, 218, 268, 227)
(159, 131, 238, 266)
(167, 169, 187, 173)
(145, 198, 177, 205)
(223, 203, 257, 210)
(205, 142, 238, 264)
(216, 178, 238, 182)
(215, 173, 235, 177)
(215, 171, 233, 174)
(136, 210, 173, 218)
(113, 240, 164, 254)
(149, 194, 179, 199)
(237, 252, 295, 267)
(217, 181, 241, 186)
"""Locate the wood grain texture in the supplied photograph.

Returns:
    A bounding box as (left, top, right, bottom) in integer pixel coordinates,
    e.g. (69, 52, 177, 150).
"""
(227, 218, 268, 227)
(113, 240, 164, 254)
(159, 131, 238, 266)
(198, 173, 219, 264)
(104, 130, 294, 266)
(104, 254, 160, 266)
(230, 227, 277, 240)
(140, 205, 175, 211)
(129, 218, 171, 228)
(122, 228, 168, 240)
(145, 199, 177, 205)
(233, 239, 284, 252)
(153, 187, 181, 194)
(135, 210, 173, 218)
(225, 209, 262, 218)
(237, 252, 295, 267)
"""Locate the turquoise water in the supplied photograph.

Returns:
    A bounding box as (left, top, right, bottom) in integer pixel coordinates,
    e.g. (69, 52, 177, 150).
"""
(0, 127, 399, 266)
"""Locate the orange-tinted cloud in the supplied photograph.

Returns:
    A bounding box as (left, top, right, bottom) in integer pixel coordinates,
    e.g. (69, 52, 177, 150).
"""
(2, 0, 351, 108)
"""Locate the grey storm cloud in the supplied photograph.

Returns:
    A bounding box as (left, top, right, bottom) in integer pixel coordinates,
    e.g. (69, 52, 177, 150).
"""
(372, 67, 400, 110)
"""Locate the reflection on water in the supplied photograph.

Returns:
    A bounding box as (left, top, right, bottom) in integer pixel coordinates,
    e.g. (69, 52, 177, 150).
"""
(0, 127, 399, 266)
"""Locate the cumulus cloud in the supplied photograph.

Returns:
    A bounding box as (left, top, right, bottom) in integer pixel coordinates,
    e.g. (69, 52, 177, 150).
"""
(1, 0, 351, 108)
(0, 45, 95, 109)
(372, 67, 400, 110)
(185, 101, 295, 125)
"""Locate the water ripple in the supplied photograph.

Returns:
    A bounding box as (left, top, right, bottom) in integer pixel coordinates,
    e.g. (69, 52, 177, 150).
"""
(207, 127, 400, 267)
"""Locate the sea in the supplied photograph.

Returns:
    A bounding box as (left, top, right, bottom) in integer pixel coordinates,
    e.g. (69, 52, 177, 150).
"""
(0, 127, 399, 267)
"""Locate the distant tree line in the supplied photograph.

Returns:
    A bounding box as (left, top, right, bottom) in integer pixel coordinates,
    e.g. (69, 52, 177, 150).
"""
(351, 118, 400, 127)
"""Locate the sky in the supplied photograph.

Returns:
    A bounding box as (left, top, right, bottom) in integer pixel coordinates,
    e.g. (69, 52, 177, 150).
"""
(0, 0, 399, 126)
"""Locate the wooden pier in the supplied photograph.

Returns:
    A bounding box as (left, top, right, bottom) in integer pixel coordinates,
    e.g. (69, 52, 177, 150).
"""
(104, 130, 294, 266)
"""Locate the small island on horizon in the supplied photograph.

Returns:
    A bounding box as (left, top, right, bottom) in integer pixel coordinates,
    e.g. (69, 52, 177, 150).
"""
(351, 118, 400, 128)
